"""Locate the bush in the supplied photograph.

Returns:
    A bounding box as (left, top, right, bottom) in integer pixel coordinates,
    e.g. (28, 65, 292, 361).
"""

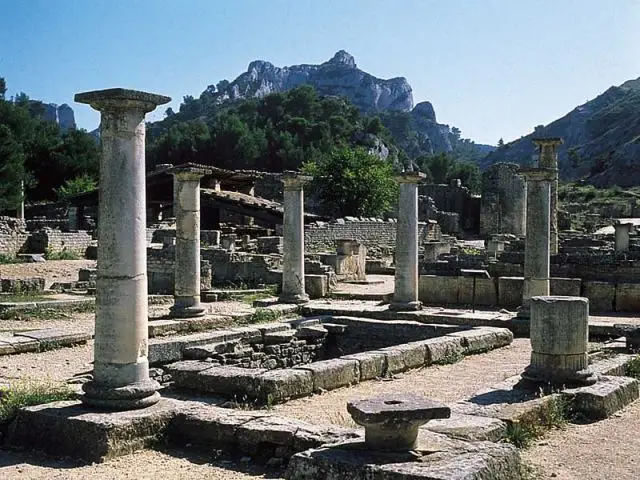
(45, 249, 81, 260)
(0, 379, 75, 425)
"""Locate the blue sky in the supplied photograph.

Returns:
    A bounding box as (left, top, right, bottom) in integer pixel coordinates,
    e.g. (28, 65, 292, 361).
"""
(1, 0, 639, 145)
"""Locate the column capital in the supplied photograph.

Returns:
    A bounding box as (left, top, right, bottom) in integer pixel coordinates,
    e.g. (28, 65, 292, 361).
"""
(519, 167, 556, 182)
(75, 88, 171, 113)
(170, 163, 212, 181)
(532, 137, 563, 148)
(281, 171, 312, 190)
(395, 171, 426, 184)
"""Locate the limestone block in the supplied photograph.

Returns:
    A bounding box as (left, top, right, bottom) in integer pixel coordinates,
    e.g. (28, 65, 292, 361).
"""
(197, 366, 267, 399)
(564, 375, 639, 420)
(583, 281, 615, 312)
(420, 337, 464, 365)
(257, 369, 313, 404)
(497, 277, 523, 308)
(550, 277, 581, 297)
(170, 408, 269, 446)
(378, 342, 428, 374)
(418, 275, 459, 305)
(424, 413, 507, 442)
(305, 274, 328, 299)
(615, 283, 640, 312)
(447, 328, 501, 354)
(458, 277, 498, 306)
(341, 351, 387, 381)
(295, 359, 360, 392)
(530, 296, 588, 356)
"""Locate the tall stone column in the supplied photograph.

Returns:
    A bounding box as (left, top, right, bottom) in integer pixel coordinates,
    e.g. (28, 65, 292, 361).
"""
(169, 164, 211, 318)
(519, 168, 555, 319)
(391, 172, 425, 311)
(75, 88, 170, 410)
(17, 180, 24, 220)
(279, 172, 311, 304)
(614, 221, 634, 252)
(533, 138, 563, 254)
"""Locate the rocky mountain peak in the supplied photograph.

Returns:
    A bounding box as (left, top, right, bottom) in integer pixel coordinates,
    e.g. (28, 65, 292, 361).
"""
(324, 50, 357, 68)
(413, 101, 437, 122)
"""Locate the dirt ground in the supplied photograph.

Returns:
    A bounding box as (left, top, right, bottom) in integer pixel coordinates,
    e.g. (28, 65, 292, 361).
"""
(0, 262, 639, 479)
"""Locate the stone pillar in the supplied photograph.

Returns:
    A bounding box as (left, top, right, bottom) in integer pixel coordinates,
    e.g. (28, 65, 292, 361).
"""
(279, 172, 311, 304)
(169, 164, 211, 318)
(67, 206, 79, 231)
(17, 180, 25, 220)
(533, 138, 563, 254)
(522, 296, 597, 387)
(391, 172, 425, 311)
(75, 88, 170, 410)
(519, 169, 554, 318)
(614, 222, 634, 252)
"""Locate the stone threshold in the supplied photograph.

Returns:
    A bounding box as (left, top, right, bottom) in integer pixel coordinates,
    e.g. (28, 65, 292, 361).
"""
(0, 329, 91, 355)
(165, 326, 514, 405)
(0, 297, 95, 314)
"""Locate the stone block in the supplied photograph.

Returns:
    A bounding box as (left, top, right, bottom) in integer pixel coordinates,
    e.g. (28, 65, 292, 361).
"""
(582, 281, 615, 313)
(0, 277, 45, 294)
(498, 277, 523, 308)
(5, 399, 182, 463)
(14, 329, 90, 348)
(418, 275, 459, 305)
(295, 359, 359, 392)
(257, 369, 313, 404)
(550, 277, 581, 297)
(197, 366, 267, 399)
(615, 283, 640, 312)
(424, 413, 507, 442)
(378, 342, 428, 374)
(447, 327, 510, 354)
(420, 337, 464, 365)
(170, 408, 268, 445)
(458, 277, 498, 306)
(305, 274, 328, 299)
(564, 375, 639, 420)
(236, 415, 301, 447)
(342, 351, 387, 381)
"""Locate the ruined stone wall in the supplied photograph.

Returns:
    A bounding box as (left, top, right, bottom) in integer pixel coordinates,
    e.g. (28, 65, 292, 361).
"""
(304, 219, 440, 253)
(147, 256, 212, 294)
(480, 163, 526, 237)
(29, 229, 93, 255)
(420, 183, 480, 232)
(0, 217, 29, 256)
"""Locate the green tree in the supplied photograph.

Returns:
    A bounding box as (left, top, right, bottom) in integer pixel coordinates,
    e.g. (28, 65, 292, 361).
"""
(55, 174, 97, 200)
(0, 125, 26, 211)
(303, 146, 397, 217)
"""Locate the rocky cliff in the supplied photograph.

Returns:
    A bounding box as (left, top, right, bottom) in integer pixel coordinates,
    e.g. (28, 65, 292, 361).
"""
(30, 101, 76, 131)
(482, 77, 640, 187)
(218, 50, 414, 113)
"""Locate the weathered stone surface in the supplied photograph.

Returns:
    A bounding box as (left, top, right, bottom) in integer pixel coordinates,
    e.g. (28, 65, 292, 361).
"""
(5, 398, 182, 463)
(583, 281, 615, 312)
(341, 351, 387, 381)
(257, 369, 313, 403)
(197, 366, 267, 398)
(550, 277, 581, 297)
(170, 408, 269, 445)
(590, 353, 637, 376)
(236, 415, 301, 447)
(497, 277, 523, 308)
(418, 275, 460, 305)
(295, 359, 359, 392)
(615, 283, 640, 312)
(264, 330, 296, 345)
(420, 336, 464, 365)
(183, 341, 237, 359)
(447, 328, 509, 354)
(564, 375, 639, 420)
(14, 329, 90, 347)
(424, 413, 507, 442)
(295, 325, 328, 341)
(292, 424, 362, 452)
(164, 360, 215, 385)
(379, 342, 427, 374)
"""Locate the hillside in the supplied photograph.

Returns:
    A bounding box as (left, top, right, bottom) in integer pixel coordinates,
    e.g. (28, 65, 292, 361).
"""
(483, 77, 640, 187)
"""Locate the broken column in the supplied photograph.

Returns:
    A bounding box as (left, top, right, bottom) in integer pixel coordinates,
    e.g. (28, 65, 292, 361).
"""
(533, 138, 563, 254)
(614, 221, 634, 253)
(279, 172, 311, 304)
(519, 168, 554, 318)
(75, 88, 170, 410)
(522, 296, 597, 387)
(169, 164, 211, 318)
(391, 172, 425, 311)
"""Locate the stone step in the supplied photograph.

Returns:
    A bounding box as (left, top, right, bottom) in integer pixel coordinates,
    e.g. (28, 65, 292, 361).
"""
(183, 341, 239, 359)
(0, 329, 91, 355)
(564, 375, 639, 420)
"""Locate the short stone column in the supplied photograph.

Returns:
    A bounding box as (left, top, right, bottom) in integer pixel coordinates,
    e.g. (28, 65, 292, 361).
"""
(67, 206, 79, 231)
(75, 88, 170, 410)
(279, 172, 311, 304)
(519, 168, 554, 318)
(533, 138, 563, 254)
(614, 221, 634, 252)
(391, 172, 425, 311)
(169, 164, 211, 318)
(522, 296, 597, 387)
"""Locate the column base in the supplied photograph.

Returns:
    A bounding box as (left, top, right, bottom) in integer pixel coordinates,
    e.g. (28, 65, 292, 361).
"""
(81, 379, 161, 410)
(389, 300, 422, 312)
(278, 292, 310, 304)
(170, 297, 206, 318)
(521, 364, 598, 388)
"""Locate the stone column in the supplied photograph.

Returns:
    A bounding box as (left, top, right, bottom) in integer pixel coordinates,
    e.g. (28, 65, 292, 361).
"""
(17, 180, 24, 220)
(75, 88, 170, 410)
(391, 172, 425, 311)
(533, 138, 563, 254)
(169, 164, 211, 318)
(519, 168, 555, 318)
(68, 206, 79, 231)
(279, 172, 311, 304)
(522, 296, 597, 387)
(614, 222, 634, 252)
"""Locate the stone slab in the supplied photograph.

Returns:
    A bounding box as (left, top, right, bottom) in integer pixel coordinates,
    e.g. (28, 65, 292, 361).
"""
(458, 277, 498, 307)
(14, 329, 90, 347)
(419, 336, 464, 365)
(341, 351, 387, 381)
(257, 369, 313, 404)
(447, 327, 513, 354)
(498, 276, 523, 308)
(563, 375, 639, 420)
(295, 359, 360, 392)
(197, 366, 267, 399)
(615, 283, 640, 312)
(378, 342, 427, 374)
(582, 281, 615, 313)
(424, 413, 507, 442)
(550, 277, 582, 297)
(5, 398, 185, 463)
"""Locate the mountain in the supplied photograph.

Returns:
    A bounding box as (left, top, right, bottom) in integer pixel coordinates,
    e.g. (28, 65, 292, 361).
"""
(482, 77, 640, 187)
(28, 100, 76, 131)
(207, 50, 492, 161)
(217, 50, 413, 113)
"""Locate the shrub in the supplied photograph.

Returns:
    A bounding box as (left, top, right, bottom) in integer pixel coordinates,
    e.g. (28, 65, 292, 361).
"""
(45, 249, 81, 260)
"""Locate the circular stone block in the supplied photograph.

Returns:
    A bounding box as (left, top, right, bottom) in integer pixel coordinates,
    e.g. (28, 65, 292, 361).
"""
(347, 393, 450, 451)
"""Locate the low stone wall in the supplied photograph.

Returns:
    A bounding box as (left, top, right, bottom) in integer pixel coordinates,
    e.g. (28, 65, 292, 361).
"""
(304, 219, 440, 254)
(419, 274, 640, 313)
(0, 278, 45, 294)
(29, 229, 93, 255)
(201, 248, 282, 285)
(0, 216, 29, 256)
(147, 258, 212, 294)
